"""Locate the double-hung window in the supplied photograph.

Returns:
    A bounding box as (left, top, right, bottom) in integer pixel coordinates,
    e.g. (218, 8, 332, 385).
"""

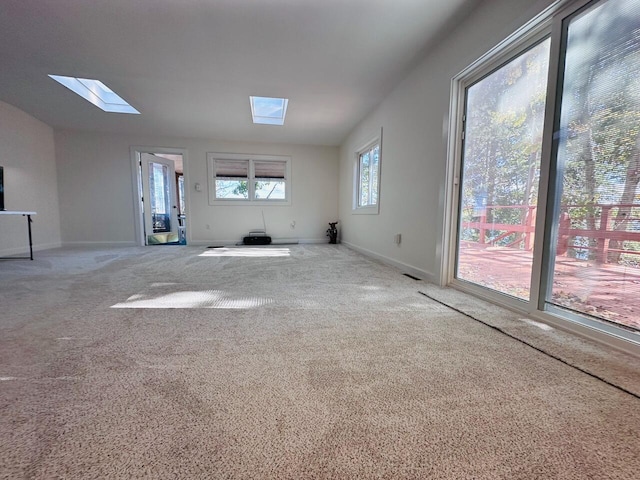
(254, 161, 287, 200)
(353, 135, 381, 214)
(208, 153, 291, 205)
(213, 158, 250, 199)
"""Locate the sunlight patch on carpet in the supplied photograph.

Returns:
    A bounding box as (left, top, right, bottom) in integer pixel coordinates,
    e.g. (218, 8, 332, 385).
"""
(521, 318, 555, 331)
(112, 288, 273, 309)
(199, 247, 291, 257)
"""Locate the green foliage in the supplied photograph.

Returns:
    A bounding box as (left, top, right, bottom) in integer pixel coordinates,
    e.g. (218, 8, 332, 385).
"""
(461, 39, 549, 245)
(229, 181, 267, 198)
(232, 181, 249, 198)
(557, 4, 640, 262)
(462, 3, 640, 260)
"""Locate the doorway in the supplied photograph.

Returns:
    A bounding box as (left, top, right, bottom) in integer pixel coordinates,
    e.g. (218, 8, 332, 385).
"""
(131, 147, 187, 246)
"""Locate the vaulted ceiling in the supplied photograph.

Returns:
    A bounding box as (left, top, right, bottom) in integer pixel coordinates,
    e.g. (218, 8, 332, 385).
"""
(0, 0, 480, 146)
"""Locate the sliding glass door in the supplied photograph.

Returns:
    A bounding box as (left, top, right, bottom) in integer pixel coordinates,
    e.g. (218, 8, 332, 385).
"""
(453, 0, 640, 340)
(544, 0, 640, 331)
(456, 39, 550, 301)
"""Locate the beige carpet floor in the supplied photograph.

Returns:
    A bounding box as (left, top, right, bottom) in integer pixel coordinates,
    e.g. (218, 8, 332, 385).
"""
(0, 244, 639, 479)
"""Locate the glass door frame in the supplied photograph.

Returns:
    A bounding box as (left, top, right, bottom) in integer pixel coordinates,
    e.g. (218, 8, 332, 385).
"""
(130, 146, 189, 247)
(538, 0, 640, 346)
(443, 16, 554, 315)
(442, 0, 640, 353)
(141, 153, 179, 244)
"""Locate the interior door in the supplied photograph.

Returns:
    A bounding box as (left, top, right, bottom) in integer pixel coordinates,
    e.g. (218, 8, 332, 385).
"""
(141, 153, 179, 245)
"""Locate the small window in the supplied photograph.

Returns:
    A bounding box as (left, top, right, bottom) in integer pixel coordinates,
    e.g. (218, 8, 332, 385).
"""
(353, 135, 381, 214)
(250, 96, 288, 125)
(254, 161, 287, 200)
(48, 75, 140, 114)
(207, 153, 291, 205)
(214, 159, 249, 199)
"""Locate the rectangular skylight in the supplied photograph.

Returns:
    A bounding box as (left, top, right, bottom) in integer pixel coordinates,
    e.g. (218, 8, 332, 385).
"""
(250, 96, 288, 125)
(48, 75, 140, 114)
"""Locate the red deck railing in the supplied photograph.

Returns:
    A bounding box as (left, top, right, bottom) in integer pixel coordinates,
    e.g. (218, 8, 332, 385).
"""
(461, 203, 640, 264)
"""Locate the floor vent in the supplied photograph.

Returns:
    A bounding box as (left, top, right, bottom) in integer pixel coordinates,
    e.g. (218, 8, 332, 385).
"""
(403, 273, 421, 281)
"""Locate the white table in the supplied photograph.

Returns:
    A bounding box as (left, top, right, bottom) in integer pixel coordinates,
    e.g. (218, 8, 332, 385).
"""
(0, 211, 37, 260)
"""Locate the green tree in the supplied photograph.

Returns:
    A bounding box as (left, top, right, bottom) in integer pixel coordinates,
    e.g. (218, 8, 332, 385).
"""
(462, 39, 549, 246)
(559, 0, 640, 263)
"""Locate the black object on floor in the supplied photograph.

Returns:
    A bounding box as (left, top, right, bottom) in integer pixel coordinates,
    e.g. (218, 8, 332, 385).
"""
(243, 236, 272, 245)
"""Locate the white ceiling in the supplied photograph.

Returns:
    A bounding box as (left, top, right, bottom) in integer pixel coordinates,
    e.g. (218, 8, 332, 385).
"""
(0, 0, 479, 146)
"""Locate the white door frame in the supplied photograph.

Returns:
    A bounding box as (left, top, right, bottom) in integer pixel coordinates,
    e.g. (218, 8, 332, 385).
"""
(141, 153, 179, 243)
(130, 146, 189, 247)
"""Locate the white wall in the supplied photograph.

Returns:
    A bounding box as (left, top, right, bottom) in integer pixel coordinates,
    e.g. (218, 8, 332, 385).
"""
(54, 130, 338, 245)
(338, 0, 556, 281)
(0, 101, 61, 256)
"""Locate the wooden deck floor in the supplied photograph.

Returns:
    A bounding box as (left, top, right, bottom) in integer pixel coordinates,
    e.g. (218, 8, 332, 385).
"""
(457, 243, 640, 330)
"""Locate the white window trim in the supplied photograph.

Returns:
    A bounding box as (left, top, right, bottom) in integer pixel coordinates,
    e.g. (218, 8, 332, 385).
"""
(207, 152, 291, 205)
(352, 129, 382, 215)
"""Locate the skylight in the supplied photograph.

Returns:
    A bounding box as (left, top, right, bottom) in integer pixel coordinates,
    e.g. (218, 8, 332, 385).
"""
(250, 96, 288, 125)
(48, 75, 140, 114)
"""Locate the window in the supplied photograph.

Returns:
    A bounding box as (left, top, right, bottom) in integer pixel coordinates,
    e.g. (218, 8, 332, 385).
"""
(213, 159, 249, 199)
(353, 135, 381, 214)
(207, 153, 291, 205)
(177, 175, 185, 215)
(149, 162, 172, 233)
(456, 39, 551, 300)
(250, 96, 289, 125)
(254, 161, 287, 200)
(48, 75, 140, 114)
(544, 0, 640, 333)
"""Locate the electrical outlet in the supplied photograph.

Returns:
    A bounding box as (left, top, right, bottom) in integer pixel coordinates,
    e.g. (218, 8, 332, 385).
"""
(290, 220, 296, 229)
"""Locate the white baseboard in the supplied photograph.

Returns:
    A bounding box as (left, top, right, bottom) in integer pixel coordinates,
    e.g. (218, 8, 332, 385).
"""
(35, 242, 63, 251)
(0, 241, 62, 257)
(296, 238, 326, 244)
(189, 238, 326, 246)
(62, 241, 138, 248)
(341, 241, 435, 283)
